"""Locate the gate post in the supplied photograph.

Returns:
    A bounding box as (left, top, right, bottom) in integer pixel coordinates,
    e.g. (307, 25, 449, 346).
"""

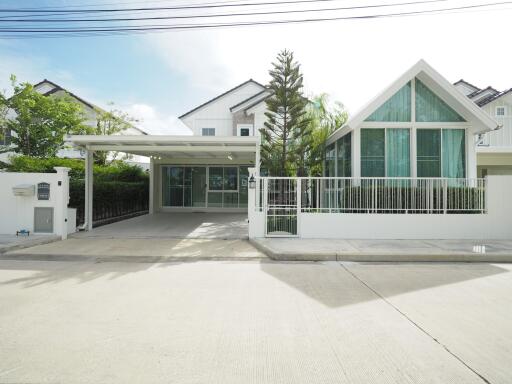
(296, 178, 301, 237)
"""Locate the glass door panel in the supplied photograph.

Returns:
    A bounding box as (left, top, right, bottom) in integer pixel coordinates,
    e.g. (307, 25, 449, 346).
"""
(239, 167, 249, 208)
(191, 167, 206, 207)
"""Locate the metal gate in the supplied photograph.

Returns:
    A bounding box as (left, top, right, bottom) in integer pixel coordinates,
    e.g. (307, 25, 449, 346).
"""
(264, 178, 299, 237)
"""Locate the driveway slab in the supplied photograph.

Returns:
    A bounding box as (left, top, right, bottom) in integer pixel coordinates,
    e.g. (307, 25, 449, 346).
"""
(1, 260, 510, 383)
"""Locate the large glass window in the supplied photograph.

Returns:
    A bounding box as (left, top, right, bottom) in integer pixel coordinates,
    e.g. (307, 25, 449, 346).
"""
(361, 128, 410, 177)
(361, 129, 385, 177)
(365, 82, 411, 122)
(442, 129, 466, 178)
(324, 143, 336, 177)
(415, 79, 466, 122)
(336, 133, 352, 177)
(386, 128, 410, 177)
(417, 129, 465, 178)
(417, 129, 441, 177)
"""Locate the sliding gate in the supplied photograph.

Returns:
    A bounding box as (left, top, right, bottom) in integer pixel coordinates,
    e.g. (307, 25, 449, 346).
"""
(263, 178, 299, 237)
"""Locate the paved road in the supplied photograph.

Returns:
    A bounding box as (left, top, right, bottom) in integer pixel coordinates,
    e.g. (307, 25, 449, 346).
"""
(0, 260, 511, 384)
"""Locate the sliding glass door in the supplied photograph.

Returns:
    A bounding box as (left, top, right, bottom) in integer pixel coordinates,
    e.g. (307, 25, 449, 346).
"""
(162, 165, 249, 208)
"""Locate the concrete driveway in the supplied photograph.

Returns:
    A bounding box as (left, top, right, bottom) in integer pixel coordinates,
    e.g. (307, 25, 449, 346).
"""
(1, 260, 511, 383)
(73, 212, 248, 239)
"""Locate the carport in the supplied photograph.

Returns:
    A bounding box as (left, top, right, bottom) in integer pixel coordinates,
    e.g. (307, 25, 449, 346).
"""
(66, 135, 259, 233)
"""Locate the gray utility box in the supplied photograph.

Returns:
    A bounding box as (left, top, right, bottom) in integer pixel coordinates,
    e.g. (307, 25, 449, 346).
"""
(34, 207, 54, 233)
(12, 184, 35, 197)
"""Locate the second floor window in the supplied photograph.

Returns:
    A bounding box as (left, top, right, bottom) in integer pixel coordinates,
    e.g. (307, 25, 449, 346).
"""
(496, 106, 506, 116)
(202, 128, 215, 136)
(240, 128, 250, 136)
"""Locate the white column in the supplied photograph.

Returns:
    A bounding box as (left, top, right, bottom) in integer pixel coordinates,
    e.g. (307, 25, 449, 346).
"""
(255, 138, 261, 176)
(54, 167, 71, 240)
(149, 157, 155, 214)
(85, 150, 94, 231)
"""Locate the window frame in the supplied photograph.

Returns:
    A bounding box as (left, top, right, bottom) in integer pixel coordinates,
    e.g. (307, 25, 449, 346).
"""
(201, 128, 216, 136)
(360, 127, 411, 178)
(237, 124, 253, 137)
(496, 106, 506, 117)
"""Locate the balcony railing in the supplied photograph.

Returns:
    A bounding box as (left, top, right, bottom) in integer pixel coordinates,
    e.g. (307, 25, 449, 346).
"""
(256, 177, 487, 214)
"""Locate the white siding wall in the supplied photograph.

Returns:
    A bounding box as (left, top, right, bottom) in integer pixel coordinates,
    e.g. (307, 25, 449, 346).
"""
(247, 102, 267, 138)
(181, 82, 264, 136)
(479, 94, 512, 147)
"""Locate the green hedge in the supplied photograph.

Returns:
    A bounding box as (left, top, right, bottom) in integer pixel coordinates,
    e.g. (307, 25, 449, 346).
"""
(70, 179, 149, 225)
(3, 155, 148, 182)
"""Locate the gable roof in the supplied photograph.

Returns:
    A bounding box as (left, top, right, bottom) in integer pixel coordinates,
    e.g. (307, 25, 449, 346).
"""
(453, 79, 481, 93)
(453, 78, 512, 107)
(230, 89, 273, 113)
(179, 79, 265, 119)
(34, 79, 97, 111)
(328, 59, 499, 144)
(33, 79, 147, 135)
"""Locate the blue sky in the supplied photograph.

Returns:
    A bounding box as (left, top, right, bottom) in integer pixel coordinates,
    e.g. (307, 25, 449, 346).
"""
(1, 0, 512, 134)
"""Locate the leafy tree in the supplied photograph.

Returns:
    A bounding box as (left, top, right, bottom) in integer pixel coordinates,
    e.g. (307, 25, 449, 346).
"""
(92, 102, 137, 165)
(261, 49, 310, 176)
(0, 75, 88, 157)
(306, 94, 348, 176)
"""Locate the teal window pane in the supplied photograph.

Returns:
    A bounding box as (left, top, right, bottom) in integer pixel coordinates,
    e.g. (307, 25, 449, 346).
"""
(417, 129, 441, 177)
(209, 167, 223, 190)
(162, 167, 171, 206)
(223, 167, 238, 191)
(208, 192, 222, 207)
(324, 143, 335, 177)
(336, 133, 352, 177)
(415, 79, 466, 122)
(442, 129, 465, 178)
(386, 129, 410, 177)
(361, 129, 385, 177)
(365, 82, 411, 122)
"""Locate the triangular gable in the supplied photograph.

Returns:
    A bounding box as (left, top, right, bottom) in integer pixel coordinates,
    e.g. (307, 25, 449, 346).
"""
(415, 79, 465, 122)
(328, 59, 498, 144)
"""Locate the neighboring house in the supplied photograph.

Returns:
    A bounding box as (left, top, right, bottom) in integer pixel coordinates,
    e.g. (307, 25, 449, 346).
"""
(0, 79, 147, 163)
(454, 79, 512, 176)
(179, 79, 271, 137)
(326, 60, 498, 180)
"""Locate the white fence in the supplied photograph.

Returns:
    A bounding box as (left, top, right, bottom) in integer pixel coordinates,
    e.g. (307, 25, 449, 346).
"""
(248, 173, 512, 240)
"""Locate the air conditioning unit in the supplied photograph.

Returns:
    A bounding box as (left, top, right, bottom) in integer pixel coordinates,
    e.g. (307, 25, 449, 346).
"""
(12, 184, 35, 197)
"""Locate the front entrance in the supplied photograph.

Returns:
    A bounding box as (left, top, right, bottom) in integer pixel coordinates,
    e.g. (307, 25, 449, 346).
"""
(264, 178, 298, 237)
(161, 165, 249, 209)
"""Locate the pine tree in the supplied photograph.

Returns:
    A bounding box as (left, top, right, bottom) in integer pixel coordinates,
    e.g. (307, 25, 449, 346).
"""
(260, 49, 310, 176)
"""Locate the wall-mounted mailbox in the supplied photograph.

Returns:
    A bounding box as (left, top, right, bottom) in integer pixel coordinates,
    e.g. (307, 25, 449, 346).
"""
(37, 182, 50, 200)
(12, 184, 35, 197)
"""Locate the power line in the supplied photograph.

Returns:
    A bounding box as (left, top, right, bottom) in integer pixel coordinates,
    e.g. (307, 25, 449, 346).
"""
(0, 1, 509, 37)
(0, 0, 452, 22)
(0, 0, 433, 13)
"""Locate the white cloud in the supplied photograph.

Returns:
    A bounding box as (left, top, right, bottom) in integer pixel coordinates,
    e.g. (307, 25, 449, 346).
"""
(123, 103, 192, 135)
(145, 3, 512, 115)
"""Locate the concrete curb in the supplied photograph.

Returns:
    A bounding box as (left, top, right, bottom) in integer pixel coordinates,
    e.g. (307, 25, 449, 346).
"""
(0, 253, 266, 263)
(249, 239, 512, 263)
(0, 236, 60, 255)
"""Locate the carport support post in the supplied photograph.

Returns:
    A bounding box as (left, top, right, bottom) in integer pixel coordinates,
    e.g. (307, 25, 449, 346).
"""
(149, 157, 154, 214)
(85, 149, 94, 231)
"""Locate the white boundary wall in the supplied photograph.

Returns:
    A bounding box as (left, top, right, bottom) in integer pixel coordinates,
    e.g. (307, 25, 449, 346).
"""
(0, 167, 75, 239)
(248, 174, 512, 240)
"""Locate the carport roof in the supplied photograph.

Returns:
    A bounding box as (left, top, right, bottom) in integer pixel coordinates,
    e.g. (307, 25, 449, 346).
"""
(66, 135, 258, 159)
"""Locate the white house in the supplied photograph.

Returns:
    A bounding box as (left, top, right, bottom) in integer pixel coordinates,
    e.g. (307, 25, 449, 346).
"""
(454, 79, 512, 176)
(0, 79, 147, 164)
(325, 60, 498, 180)
(67, 59, 512, 241)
